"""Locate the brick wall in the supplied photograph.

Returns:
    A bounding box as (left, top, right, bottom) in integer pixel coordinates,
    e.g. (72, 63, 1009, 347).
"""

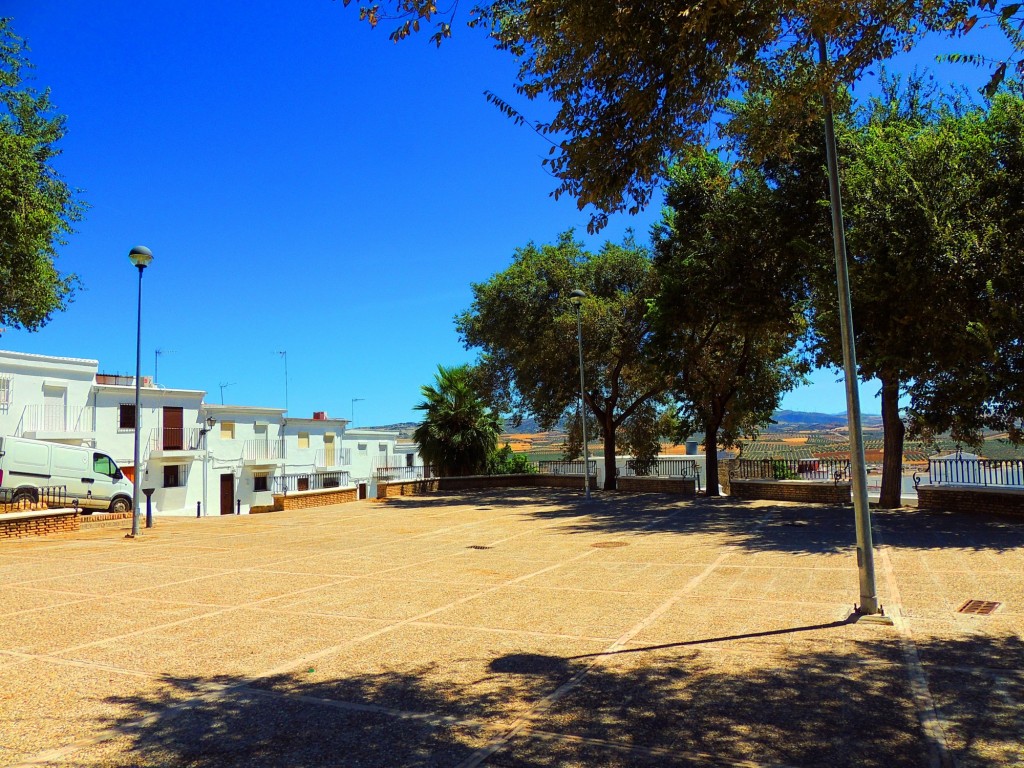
(917, 485, 1024, 519)
(272, 487, 359, 511)
(730, 479, 851, 504)
(0, 509, 80, 539)
(615, 476, 696, 497)
(378, 473, 597, 499)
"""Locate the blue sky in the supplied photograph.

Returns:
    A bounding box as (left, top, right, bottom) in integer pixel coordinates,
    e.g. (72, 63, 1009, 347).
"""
(2, 2, 1015, 425)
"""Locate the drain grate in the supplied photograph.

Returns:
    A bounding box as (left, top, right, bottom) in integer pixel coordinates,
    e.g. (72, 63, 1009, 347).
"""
(958, 600, 1001, 616)
(466, 545, 493, 550)
(591, 541, 629, 549)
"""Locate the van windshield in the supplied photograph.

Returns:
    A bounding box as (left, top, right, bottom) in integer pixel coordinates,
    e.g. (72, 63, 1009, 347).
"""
(93, 454, 118, 478)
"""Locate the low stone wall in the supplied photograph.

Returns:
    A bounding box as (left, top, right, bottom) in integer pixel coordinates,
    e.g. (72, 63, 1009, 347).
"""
(917, 485, 1024, 519)
(0, 509, 80, 539)
(79, 511, 133, 530)
(272, 487, 359, 511)
(730, 479, 851, 504)
(615, 476, 696, 497)
(378, 473, 597, 499)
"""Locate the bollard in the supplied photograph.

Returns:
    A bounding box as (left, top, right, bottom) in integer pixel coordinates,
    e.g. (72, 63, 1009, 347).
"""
(143, 488, 155, 528)
(236, 498, 240, 515)
(196, 501, 201, 518)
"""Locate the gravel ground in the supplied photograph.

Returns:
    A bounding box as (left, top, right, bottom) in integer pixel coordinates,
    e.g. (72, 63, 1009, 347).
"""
(1, 490, 1021, 767)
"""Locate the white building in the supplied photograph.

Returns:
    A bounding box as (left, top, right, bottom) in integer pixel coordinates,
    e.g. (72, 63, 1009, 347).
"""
(0, 349, 418, 515)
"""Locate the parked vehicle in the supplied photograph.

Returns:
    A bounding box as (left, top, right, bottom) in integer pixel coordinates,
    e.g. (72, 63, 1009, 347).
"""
(0, 436, 133, 513)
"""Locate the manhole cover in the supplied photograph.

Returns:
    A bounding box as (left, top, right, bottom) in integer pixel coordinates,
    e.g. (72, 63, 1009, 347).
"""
(591, 541, 629, 549)
(958, 600, 1001, 615)
(466, 545, 493, 550)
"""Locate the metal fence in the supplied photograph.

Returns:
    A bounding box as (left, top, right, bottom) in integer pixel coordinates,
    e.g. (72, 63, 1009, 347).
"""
(735, 458, 851, 482)
(536, 460, 597, 476)
(622, 458, 700, 478)
(270, 471, 351, 494)
(927, 457, 1024, 487)
(376, 465, 434, 481)
(0, 485, 69, 508)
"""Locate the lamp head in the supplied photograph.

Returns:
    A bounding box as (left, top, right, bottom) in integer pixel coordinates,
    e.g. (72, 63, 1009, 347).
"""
(129, 246, 153, 270)
(568, 289, 586, 307)
(206, 416, 216, 429)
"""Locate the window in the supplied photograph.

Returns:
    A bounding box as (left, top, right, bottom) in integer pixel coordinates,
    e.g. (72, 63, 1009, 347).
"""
(298, 432, 309, 449)
(357, 442, 367, 452)
(253, 472, 269, 492)
(163, 464, 185, 487)
(93, 453, 117, 478)
(220, 421, 235, 440)
(379, 443, 387, 453)
(0, 376, 11, 405)
(118, 403, 136, 430)
(297, 476, 310, 491)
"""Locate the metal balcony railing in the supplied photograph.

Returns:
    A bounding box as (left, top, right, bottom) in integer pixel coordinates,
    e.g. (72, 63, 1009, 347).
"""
(536, 460, 597, 476)
(243, 439, 286, 461)
(21, 404, 95, 433)
(149, 427, 202, 452)
(315, 448, 351, 467)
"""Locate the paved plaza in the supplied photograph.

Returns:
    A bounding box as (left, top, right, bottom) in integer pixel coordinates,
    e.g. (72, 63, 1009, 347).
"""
(1, 490, 1022, 767)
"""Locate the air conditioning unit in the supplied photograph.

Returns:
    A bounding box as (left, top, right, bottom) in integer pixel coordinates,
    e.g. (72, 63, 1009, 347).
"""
(142, 376, 154, 387)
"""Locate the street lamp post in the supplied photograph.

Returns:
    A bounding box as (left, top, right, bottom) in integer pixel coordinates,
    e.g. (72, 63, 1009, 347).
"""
(128, 246, 153, 538)
(569, 289, 591, 500)
(199, 415, 216, 517)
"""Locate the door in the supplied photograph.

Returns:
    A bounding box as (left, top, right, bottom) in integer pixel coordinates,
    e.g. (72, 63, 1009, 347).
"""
(323, 433, 335, 466)
(220, 473, 234, 515)
(358, 482, 367, 500)
(163, 407, 184, 450)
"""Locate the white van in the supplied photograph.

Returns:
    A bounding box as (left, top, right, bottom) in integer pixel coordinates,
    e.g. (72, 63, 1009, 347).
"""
(0, 436, 134, 513)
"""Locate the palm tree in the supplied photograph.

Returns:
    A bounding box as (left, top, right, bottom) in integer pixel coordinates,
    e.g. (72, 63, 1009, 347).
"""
(413, 364, 501, 477)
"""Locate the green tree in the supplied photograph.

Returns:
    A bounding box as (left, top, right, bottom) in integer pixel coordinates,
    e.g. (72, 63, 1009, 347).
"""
(486, 442, 537, 474)
(0, 18, 83, 330)
(742, 80, 1015, 507)
(457, 232, 673, 490)
(652, 153, 810, 495)
(343, 0, 1021, 229)
(413, 364, 502, 476)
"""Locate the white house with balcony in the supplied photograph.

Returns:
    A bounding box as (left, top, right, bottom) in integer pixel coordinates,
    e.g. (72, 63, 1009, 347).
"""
(0, 348, 421, 514)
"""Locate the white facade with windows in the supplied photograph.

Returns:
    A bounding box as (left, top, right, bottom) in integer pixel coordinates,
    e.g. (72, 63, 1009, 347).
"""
(0, 348, 419, 515)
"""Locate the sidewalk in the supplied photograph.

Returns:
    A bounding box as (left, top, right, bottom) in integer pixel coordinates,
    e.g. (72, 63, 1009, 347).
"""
(0, 491, 1020, 766)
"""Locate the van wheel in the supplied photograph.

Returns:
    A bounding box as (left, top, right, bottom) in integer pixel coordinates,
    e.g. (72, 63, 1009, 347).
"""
(109, 496, 132, 513)
(12, 489, 37, 505)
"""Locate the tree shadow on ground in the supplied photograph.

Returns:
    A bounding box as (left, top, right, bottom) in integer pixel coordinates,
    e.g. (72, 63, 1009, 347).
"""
(511, 491, 1024, 556)
(72, 632, 1022, 767)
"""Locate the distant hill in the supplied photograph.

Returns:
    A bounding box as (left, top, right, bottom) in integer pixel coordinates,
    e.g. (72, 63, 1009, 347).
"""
(767, 410, 883, 431)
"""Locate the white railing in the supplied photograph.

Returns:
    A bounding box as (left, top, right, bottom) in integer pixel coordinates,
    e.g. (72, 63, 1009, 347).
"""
(315, 448, 351, 467)
(22, 404, 95, 433)
(244, 439, 286, 461)
(149, 427, 202, 451)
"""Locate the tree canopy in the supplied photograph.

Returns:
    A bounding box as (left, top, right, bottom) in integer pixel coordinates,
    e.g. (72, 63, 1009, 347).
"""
(651, 152, 810, 494)
(343, 0, 1024, 229)
(456, 231, 673, 490)
(0, 18, 82, 331)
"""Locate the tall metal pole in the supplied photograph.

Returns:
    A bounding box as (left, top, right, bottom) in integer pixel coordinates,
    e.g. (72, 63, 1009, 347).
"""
(818, 38, 880, 616)
(278, 350, 289, 413)
(570, 290, 591, 499)
(128, 246, 152, 538)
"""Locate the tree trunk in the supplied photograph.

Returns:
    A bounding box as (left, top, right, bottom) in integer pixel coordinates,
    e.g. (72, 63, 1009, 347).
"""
(704, 423, 720, 497)
(602, 412, 617, 491)
(879, 372, 906, 509)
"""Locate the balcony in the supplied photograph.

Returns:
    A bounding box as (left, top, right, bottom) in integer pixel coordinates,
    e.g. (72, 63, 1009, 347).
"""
(315, 448, 351, 468)
(148, 427, 203, 460)
(243, 439, 286, 465)
(19, 405, 95, 440)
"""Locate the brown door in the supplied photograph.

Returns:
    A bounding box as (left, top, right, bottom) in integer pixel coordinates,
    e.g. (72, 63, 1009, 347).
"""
(220, 473, 234, 515)
(163, 407, 183, 450)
